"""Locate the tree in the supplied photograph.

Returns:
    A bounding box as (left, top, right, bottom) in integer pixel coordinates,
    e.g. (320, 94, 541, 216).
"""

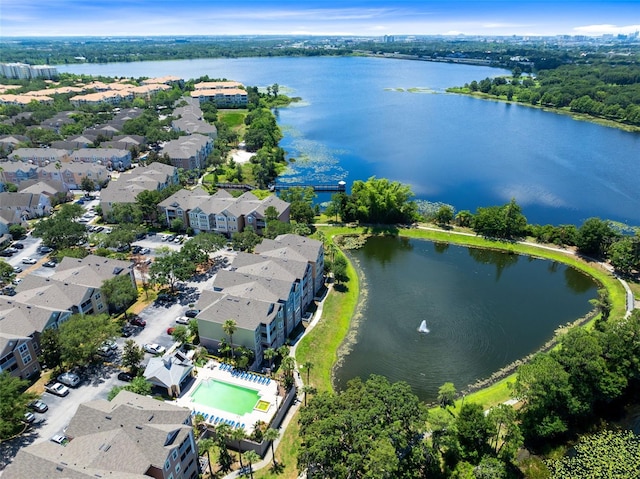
(231, 230, 261, 252)
(608, 236, 639, 275)
(38, 328, 62, 370)
(454, 402, 492, 464)
(437, 382, 456, 408)
(0, 371, 37, 440)
(32, 204, 87, 249)
(302, 360, 313, 386)
(486, 404, 522, 462)
(434, 205, 454, 226)
(149, 249, 196, 293)
(332, 254, 348, 284)
(589, 288, 612, 323)
(80, 176, 95, 196)
(347, 177, 418, 224)
(109, 202, 143, 224)
(576, 217, 617, 257)
(243, 450, 260, 479)
(0, 260, 15, 287)
(263, 347, 276, 372)
(171, 325, 189, 344)
(58, 313, 120, 368)
(135, 189, 162, 224)
(108, 376, 152, 401)
(298, 375, 430, 479)
(223, 319, 237, 360)
(472, 199, 527, 239)
(101, 274, 138, 314)
(263, 427, 280, 467)
(8, 224, 26, 240)
(514, 353, 580, 443)
(121, 339, 144, 373)
(230, 427, 246, 469)
(215, 422, 235, 473)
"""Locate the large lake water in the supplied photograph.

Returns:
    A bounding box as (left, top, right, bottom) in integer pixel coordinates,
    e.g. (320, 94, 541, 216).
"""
(336, 236, 597, 402)
(57, 56, 640, 226)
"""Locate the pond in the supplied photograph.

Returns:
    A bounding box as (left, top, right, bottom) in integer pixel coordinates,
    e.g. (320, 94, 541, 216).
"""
(333, 236, 598, 402)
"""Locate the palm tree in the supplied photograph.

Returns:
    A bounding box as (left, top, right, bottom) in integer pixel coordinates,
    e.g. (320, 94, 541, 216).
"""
(263, 427, 280, 467)
(215, 423, 234, 473)
(302, 360, 313, 386)
(230, 426, 246, 470)
(243, 450, 260, 479)
(263, 348, 276, 373)
(192, 413, 206, 438)
(222, 319, 237, 360)
(302, 385, 317, 406)
(198, 437, 215, 475)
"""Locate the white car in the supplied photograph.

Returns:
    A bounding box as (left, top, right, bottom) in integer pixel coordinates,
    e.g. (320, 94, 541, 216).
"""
(143, 343, 166, 355)
(57, 372, 81, 387)
(175, 316, 190, 325)
(51, 434, 67, 445)
(21, 257, 37, 265)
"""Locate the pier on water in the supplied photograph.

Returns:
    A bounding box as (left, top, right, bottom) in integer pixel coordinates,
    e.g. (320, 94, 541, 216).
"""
(270, 181, 346, 193)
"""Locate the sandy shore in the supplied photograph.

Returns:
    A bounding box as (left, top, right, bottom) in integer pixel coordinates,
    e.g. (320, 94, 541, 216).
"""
(230, 149, 254, 164)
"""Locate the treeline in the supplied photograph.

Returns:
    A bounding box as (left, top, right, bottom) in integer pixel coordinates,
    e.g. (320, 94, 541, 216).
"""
(453, 62, 640, 126)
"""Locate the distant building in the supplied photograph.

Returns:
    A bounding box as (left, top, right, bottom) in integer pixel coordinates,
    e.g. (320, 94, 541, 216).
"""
(0, 62, 58, 80)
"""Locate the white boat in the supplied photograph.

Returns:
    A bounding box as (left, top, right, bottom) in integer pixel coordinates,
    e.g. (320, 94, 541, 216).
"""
(418, 320, 430, 334)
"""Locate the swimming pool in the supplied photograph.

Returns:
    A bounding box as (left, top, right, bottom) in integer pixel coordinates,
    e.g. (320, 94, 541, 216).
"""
(191, 379, 260, 416)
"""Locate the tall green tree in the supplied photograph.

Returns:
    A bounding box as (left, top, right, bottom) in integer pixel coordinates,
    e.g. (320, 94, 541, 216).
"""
(80, 176, 95, 196)
(38, 328, 62, 370)
(576, 217, 617, 257)
(149, 248, 196, 292)
(472, 199, 527, 239)
(0, 260, 15, 287)
(121, 339, 144, 373)
(347, 177, 418, 224)
(0, 372, 37, 440)
(298, 375, 430, 479)
(101, 274, 138, 314)
(58, 314, 120, 368)
(223, 319, 237, 360)
(454, 402, 492, 465)
(437, 382, 457, 408)
(33, 204, 87, 249)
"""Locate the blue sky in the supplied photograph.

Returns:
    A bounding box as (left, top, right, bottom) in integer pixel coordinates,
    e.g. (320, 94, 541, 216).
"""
(2, 0, 639, 37)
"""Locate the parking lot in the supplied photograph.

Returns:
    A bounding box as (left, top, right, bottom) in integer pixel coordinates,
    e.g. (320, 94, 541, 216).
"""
(10, 247, 235, 452)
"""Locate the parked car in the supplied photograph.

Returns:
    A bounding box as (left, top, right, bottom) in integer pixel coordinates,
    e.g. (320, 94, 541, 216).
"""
(139, 247, 151, 255)
(129, 316, 146, 327)
(175, 316, 190, 325)
(131, 245, 142, 254)
(143, 343, 166, 355)
(117, 371, 133, 382)
(121, 325, 135, 337)
(23, 412, 36, 423)
(0, 250, 13, 257)
(42, 261, 56, 268)
(13, 243, 24, 249)
(57, 372, 81, 388)
(45, 382, 70, 397)
(185, 309, 200, 318)
(29, 400, 48, 413)
(167, 327, 175, 335)
(38, 246, 53, 254)
(102, 339, 118, 350)
(13, 266, 22, 273)
(51, 434, 67, 445)
(22, 257, 37, 265)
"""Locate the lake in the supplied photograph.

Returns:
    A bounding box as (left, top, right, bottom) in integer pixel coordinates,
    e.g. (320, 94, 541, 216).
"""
(57, 56, 640, 226)
(334, 236, 598, 402)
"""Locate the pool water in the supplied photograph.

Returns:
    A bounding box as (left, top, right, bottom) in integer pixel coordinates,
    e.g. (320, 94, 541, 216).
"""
(191, 380, 260, 415)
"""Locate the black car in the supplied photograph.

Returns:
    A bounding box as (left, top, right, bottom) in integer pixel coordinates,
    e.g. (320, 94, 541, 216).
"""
(185, 309, 200, 318)
(121, 325, 135, 337)
(13, 243, 24, 249)
(0, 250, 13, 257)
(117, 372, 133, 382)
(131, 246, 142, 254)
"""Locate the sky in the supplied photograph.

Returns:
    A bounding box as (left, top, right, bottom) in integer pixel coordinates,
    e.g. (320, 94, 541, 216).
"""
(1, 0, 639, 38)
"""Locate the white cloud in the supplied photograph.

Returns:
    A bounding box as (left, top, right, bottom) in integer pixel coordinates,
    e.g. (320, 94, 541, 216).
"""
(573, 24, 640, 35)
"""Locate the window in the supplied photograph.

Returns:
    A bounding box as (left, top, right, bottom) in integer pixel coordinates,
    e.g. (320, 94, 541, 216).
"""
(165, 459, 170, 470)
(18, 343, 32, 364)
(175, 463, 181, 474)
(172, 449, 178, 461)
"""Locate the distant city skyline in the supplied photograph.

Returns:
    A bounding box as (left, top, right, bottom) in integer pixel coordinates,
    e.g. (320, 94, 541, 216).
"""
(2, 0, 639, 38)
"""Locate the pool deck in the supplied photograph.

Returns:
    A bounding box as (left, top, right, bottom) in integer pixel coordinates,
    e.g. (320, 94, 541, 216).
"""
(174, 360, 279, 434)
